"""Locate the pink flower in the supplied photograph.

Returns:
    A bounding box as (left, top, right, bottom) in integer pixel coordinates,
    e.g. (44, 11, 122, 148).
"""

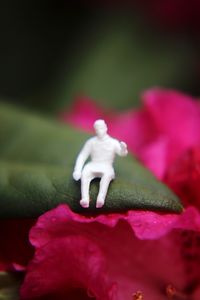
(63, 89, 200, 179)
(140, 89, 200, 178)
(21, 204, 200, 300)
(19, 89, 200, 299)
(165, 147, 200, 210)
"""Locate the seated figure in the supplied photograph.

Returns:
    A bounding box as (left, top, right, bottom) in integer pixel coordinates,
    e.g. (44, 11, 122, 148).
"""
(73, 119, 128, 208)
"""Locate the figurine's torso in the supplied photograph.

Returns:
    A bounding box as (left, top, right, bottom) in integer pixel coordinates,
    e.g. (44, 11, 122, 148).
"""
(89, 135, 118, 165)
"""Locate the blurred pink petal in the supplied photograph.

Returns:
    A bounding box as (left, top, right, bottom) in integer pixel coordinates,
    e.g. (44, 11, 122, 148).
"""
(63, 88, 200, 180)
(29, 205, 200, 245)
(193, 286, 200, 300)
(137, 137, 168, 178)
(51, 89, 200, 299)
(143, 88, 200, 155)
(165, 147, 200, 209)
(21, 204, 200, 299)
(21, 235, 116, 300)
(60, 97, 106, 132)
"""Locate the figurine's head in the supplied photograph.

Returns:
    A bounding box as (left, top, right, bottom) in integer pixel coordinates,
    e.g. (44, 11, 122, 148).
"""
(93, 119, 108, 138)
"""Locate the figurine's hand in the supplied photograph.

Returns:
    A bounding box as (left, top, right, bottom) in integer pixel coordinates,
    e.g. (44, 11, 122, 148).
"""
(120, 141, 127, 149)
(73, 171, 81, 181)
(120, 142, 128, 155)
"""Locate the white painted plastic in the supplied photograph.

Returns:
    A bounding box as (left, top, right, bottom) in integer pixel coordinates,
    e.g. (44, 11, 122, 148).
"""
(73, 120, 128, 208)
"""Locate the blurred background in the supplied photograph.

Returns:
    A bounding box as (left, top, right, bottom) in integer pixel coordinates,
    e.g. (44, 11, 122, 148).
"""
(1, 0, 200, 114)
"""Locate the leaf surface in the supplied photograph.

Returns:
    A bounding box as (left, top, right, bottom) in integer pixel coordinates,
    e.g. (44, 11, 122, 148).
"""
(0, 102, 183, 218)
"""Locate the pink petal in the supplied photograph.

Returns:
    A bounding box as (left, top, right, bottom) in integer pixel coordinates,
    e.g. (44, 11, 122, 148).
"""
(143, 88, 200, 143)
(138, 137, 169, 178)
(142, 88, 200, 170)
(60, 97, 106, 132)
(193, 286, 200, 300)
(29, 205, 200, 247)
(21, 204, 200, 299)
(21, 235, 116, 300)
(62, 97, 159, 157)
(165, 147, 200, 209)
(62, 89, 200, 179)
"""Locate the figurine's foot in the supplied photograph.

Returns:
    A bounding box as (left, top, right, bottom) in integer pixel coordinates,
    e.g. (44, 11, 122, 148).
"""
(96, 199, 105, 208)
(80, 199, 89, 208)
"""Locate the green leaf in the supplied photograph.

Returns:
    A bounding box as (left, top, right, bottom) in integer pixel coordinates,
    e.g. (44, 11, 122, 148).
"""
(0, 102, 182, 218)
(0, 272, 22, 300)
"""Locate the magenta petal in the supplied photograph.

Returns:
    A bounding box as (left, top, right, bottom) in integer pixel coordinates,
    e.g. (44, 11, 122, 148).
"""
(29, 205, 200, 248)
(21, 235, 116, 300)
(60, 97, 106, 132)
(142, 88, 200, 168)
(62, 97, 159, 157)
(193, 286, 200, 300)
(138, 137, 169, 178)
(21, 204, 200, 300)
(143, 88, 200, 145)
(61, 89, 200, 180)
(175, 206, 200, 230)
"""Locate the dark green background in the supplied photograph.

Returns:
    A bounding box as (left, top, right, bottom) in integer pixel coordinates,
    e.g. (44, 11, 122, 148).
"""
(0, 1, 198, 113)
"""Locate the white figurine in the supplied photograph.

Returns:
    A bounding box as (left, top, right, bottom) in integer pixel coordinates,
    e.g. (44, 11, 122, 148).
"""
(73, 120, 128, 208)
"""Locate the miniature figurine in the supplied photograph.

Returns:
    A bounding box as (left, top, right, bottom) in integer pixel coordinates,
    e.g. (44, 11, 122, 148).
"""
(73, 119, 128, 208)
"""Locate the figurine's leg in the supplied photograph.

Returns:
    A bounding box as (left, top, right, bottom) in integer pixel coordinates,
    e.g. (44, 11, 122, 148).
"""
(80, 167, 94, 208)
(96, 173, 114, 208)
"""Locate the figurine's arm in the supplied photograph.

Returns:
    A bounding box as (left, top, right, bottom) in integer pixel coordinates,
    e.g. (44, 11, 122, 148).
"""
(115, 141, 128, 157)
(73, 139, 92, 181)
